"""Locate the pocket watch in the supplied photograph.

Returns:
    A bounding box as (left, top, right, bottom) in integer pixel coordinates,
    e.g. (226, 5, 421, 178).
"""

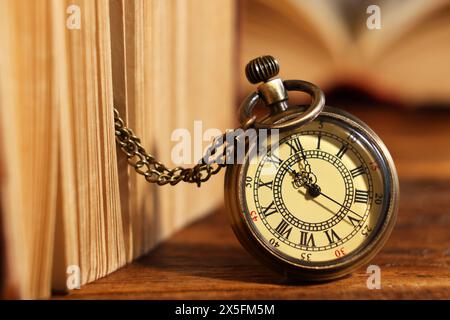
(114, 55, 399, 281)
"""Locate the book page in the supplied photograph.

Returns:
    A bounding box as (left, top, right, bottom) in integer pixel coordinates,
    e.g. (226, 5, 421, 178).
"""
(0, 0, 58, 298)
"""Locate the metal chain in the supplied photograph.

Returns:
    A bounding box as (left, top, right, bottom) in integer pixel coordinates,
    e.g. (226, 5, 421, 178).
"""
(114, 108, 235, 187)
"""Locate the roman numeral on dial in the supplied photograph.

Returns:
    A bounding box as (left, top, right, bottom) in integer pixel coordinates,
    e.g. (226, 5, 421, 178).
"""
(266, 153, 282, 167)
(336, 144, 349, 159)
(257, 179, 272, 190)
(261, 201, 277, 217)
(299, 231, 316, 247)
(286, 137, 303, 155)
(350, 165, 365, 178)
(347, 213, 362, 227)
(316, 133, 322, 150)
(354, 189, 369, 204)
(324, 228, 341, 244)
(275, 219, 292, 239)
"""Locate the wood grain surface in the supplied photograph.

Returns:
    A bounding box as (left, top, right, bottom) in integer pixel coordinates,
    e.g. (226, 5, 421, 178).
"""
(58, 105, 450, 299)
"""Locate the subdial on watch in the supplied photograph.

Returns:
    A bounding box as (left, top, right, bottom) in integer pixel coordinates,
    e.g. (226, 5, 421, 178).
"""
(274, 149, 355, 234)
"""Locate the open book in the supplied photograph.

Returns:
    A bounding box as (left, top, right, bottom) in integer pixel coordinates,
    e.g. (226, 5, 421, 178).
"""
(0, 0, 234, 299)
(240, 0, 450, 105)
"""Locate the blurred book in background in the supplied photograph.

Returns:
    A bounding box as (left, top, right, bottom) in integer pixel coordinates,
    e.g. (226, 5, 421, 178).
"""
(240, 0, 450, 106)
(0, 0, 234, 299)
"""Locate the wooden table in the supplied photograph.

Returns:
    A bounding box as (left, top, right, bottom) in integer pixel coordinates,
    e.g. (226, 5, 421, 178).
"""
(60, 104, 450, 299)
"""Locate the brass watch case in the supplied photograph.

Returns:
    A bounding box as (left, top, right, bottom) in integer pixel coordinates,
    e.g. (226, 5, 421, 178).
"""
(224, 106, 399, 281)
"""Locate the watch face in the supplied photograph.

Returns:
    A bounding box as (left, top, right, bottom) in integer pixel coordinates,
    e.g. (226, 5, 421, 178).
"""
(239, 110, 396, 269)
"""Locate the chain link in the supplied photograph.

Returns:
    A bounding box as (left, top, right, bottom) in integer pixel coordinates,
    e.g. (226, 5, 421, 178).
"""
(114, 108, 239, 187)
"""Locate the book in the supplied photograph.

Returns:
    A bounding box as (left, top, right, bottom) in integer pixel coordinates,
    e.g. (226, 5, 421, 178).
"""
(239, 0, 450, 106)
(0, 0, 235, 299)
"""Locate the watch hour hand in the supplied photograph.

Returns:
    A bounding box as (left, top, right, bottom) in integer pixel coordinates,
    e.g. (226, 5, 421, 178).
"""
(293, 153, 318, 186)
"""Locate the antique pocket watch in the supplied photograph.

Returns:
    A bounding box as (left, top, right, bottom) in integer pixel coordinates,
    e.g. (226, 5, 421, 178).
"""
(115, 56, 399, 281)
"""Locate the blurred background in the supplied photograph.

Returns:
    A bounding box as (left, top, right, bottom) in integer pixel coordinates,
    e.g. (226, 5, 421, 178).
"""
(240, 0, 450, 106)
(0, 0, 449, 299)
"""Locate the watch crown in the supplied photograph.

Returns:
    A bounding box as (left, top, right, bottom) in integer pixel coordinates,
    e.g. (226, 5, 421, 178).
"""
(245, 56, 288, 113)
(245, 55, 280, 84)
